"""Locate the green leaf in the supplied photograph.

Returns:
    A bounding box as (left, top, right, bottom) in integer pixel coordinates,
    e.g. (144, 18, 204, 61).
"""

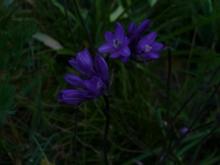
(3, 0, 13, 7)
(33, 32, 63, 50)
(148, 0, 158, 7)
(110, 5, 125, 22)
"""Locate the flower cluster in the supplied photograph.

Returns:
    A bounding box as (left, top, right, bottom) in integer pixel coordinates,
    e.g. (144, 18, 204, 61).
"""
(58, 49, 109, 105)
(58, 19, 164, 105)
(99, 19, 164, 62)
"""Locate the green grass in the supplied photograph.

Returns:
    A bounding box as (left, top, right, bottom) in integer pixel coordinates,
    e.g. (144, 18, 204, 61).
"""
(0, 0, 220, 164)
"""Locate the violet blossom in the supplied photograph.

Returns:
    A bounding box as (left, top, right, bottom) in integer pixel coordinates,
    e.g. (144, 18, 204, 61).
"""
(98, 23, 131, 62)
(58, 49, 109, 105)
(137, 32, 164, 60)
(99, 19, 164, 62)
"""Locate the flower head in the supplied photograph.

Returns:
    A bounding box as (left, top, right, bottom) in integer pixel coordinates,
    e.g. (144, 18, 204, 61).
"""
(137, 32, 164, 60)
(179, 127, 189, 136)
(58, 49, 109, 105)
(128, 20, 150, 52)
(98, 23, 130, 62)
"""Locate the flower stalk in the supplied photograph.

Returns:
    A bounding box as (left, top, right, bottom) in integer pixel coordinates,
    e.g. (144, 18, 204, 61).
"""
(102, 95, 110, 165)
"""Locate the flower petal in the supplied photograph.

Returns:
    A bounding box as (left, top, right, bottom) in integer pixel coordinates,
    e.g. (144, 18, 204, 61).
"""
(137, 33, 158, 51)
(122, 36, 129, 46)
(128, 22, 137, 34)
(152, 42, 164, 51)
(115, 23, 125, 41)
(146, 52, 160, 59)
(58, 89, 88, 105)
(104, 32, 114, 43)
(98, 43, 113, 53)
(69, 49, 94, 76)
(119, 47, 131, 57)
(110, 52, 120, 58)
(136, 19, 150, 34)
(145, 32, 157, 43)
(76, 49, 94, 72)
(137, 36, 149, 51)
(83, 76, 105, 97)
(64, 73, 83, 87)
(128, 20, 150, 42)
(94, 55, 109, 83)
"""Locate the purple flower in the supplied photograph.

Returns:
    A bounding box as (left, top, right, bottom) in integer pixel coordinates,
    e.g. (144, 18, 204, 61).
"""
(179, 127, 189, 136)
(98, 23, 131, 62)
(137, 32, 164, 60)
(58, 49, 109, 105)
(128, 20, 150, 53)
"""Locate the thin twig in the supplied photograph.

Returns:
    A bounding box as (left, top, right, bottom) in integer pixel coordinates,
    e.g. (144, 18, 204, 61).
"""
(167, 48, 172, 116)
(103, 95, 110, 165)
(74, 109, 78, 164)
